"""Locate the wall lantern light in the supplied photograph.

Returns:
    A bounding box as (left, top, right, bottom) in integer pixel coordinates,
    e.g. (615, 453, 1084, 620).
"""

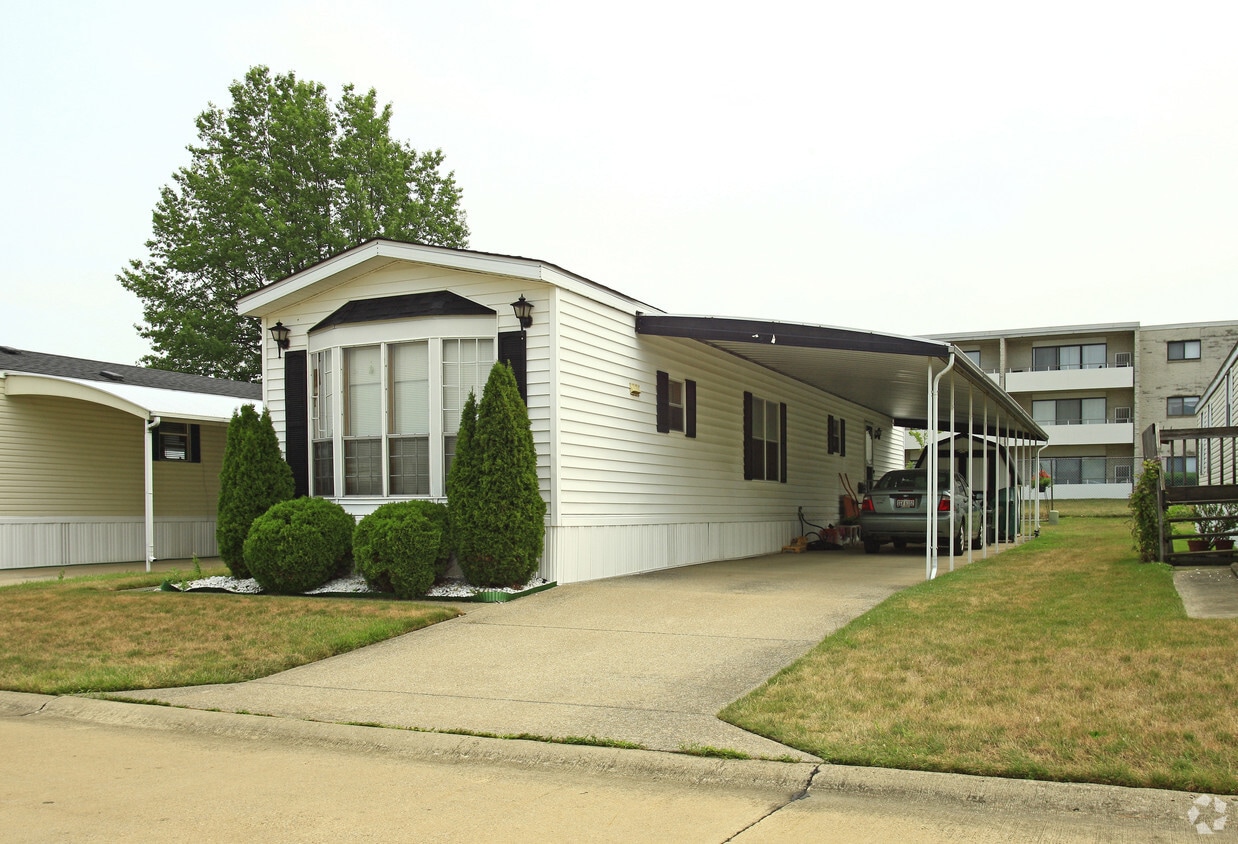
(511, 295, 534, 330)
(269, 321, 291, 357)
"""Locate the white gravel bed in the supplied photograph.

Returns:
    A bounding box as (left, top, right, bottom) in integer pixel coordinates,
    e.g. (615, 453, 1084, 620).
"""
(181, 573, 549, 599)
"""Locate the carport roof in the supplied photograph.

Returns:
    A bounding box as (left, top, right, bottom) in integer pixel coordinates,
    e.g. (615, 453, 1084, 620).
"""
(636, 315, 1047, 442)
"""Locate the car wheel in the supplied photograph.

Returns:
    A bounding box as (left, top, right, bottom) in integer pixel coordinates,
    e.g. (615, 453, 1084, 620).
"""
(863, 539, 880, 554)
(892, 540, 908, 552)
(952, 527, 965, 556)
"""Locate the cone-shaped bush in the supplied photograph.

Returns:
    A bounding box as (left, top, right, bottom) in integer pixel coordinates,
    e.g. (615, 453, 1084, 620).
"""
(243, 497, 354, 594)
(451, 362, 546, 587)
(446, 390, 480, 565)
(216, 405, 295, 578)
(355, 500, 450, 598)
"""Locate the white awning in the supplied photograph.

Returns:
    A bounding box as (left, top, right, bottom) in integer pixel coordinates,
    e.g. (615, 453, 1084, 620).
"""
(1, 372, 260, 423)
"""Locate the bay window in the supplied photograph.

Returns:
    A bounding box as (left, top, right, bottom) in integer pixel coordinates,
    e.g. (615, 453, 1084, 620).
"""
(312, 336, 494, 498)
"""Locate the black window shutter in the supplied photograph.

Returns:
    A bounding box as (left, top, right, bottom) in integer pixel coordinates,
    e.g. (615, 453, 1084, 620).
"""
(828, 415, 837, 454)
(780, 402, 788, 483)
(742, 391, 754, 480)
(685, 379, 697, 439)
(150, 426, 161, 462)
(284, 350, 309, 498)
(190, 424, 201, 463)
(839, 418, 846, 457)
(656, 370, 670, 433)
(499, 330, 527, 403)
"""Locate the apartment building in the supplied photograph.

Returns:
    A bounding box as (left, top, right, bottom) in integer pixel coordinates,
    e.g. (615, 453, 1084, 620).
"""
(929, 321, 1238, 499)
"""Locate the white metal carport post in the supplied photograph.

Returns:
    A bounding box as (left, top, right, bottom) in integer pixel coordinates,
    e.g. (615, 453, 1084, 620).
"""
(965, 382, 974, 569)
(982, 401, 989, 559)
(949, 370, 956, 572)
(144, 415, 160, 572)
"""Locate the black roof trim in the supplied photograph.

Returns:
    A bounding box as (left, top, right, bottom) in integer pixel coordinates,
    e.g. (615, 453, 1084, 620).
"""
(0, 348, 261, 399)
(311, 291, 496, 332)
(635, 315, 948, 358)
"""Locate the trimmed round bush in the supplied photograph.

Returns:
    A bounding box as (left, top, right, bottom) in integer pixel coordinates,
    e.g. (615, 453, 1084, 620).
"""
(243, 497, 355, 594)
(354, 501, 448, 599)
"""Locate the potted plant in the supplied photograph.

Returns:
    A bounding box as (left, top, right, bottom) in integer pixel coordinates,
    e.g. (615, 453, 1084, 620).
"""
(1038, 468, 1054, 512)
(1192, 502, 1238, 551)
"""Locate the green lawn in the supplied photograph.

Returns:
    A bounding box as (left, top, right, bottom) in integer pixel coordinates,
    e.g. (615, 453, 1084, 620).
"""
(0, 570, 458, 695)
(721, 510, 1238, 793)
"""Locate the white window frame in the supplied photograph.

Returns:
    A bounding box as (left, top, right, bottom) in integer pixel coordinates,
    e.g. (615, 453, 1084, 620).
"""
(308, 316, 496, 499)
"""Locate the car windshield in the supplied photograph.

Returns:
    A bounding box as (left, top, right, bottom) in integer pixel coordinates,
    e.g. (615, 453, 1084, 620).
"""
(873, 471, 954, 492)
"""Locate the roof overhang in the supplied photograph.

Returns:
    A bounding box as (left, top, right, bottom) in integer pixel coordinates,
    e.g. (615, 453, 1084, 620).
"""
(1, 372, 260, 423)
(238, 239, 655, 318)
(636, 315, 1047, 441)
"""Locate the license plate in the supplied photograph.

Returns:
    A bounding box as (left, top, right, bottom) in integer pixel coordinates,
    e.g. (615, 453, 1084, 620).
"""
(895, 497, 917, 509)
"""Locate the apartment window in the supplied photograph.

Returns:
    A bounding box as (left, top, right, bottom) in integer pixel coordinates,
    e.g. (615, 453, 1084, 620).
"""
(1167, 396, 1200, 417)
(1167, 456, 1197, 485)
(1032, 343, 1107, 371)
(1051, 457, 1107, 485)
(1167, 340, 1201, 361)
(153, 422, 200, 462)
(743, 393, 786, 482)
(963, 350, 981, 367)
(1032, 397, 1107, 426)
(655, 371, 697, 436)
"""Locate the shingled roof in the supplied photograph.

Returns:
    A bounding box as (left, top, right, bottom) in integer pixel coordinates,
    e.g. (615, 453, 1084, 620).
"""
(0, 346, 261, 400)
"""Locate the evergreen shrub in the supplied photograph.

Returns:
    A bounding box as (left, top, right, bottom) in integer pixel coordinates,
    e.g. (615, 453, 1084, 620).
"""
(449, 363, 546, 587)
(216, 405, 295, 578)
(243, 497, 355, 593)
(354, 501, 450, 598)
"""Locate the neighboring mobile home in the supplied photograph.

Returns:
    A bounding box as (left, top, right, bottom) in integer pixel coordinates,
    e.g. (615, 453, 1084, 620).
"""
(0, 347, 261, 569)
(239, 240, 1044, 584)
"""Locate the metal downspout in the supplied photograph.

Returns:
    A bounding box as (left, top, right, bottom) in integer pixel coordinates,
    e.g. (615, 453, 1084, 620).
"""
(928, 353, 956, 580)
(1036, 443, 1047, 534)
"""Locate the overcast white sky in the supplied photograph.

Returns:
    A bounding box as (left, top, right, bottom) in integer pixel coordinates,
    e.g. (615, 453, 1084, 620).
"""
(3, 1, 1237, 366)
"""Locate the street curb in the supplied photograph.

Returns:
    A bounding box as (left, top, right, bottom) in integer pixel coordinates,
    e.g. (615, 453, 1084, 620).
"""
(808, 762, 1230, 823)
(6, 691, 1228, 822)
(9, 693, 816, 794)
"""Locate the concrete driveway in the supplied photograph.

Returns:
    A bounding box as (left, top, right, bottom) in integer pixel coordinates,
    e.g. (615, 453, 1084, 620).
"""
(117, 549, 966, 758)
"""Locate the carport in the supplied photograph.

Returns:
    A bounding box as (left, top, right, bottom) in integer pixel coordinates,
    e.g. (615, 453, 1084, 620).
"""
(636, 315, 1048, 579)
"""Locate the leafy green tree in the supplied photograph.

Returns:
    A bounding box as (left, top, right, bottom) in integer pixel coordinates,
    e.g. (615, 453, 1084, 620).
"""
(216, 405, 295, 578)
(120, 65, 470, 381)
(451, 363, 546, 587)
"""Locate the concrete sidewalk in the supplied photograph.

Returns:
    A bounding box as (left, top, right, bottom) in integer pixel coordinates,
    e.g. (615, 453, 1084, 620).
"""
(112, 550, 960, 758)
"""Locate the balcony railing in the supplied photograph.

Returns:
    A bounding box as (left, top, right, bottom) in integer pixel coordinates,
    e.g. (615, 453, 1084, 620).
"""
(1016, 456, 1135, 486)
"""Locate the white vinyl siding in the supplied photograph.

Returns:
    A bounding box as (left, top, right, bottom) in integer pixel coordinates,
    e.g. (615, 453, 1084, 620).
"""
(551, 289, 888, 529)
(253, 260, 898, 583)
(0, 392, 229, 567)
